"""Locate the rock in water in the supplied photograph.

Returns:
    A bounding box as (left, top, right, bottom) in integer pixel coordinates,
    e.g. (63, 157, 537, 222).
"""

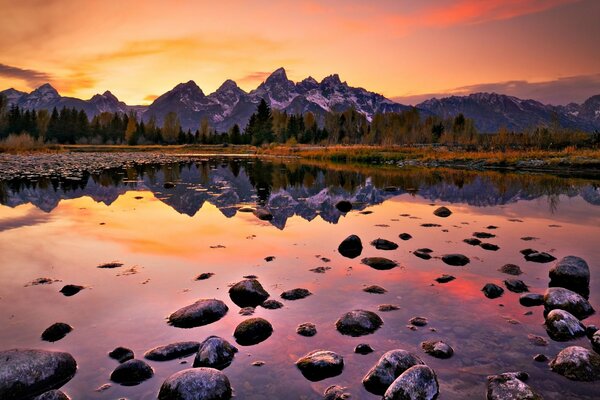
(323, 385, 351, 400)
(254, 208, 273, 221)
(355, 343, 374, 354)
(550, 346, 600, 381)
(544, 309, 586, 341)
(371, 238, 399, 250)
(338, 235, 363, 259)
(383, 365, 439, 400)
(41, 323, 72, 342)
(168, 299, 228, 328)
(158, 368, 232, 400)
(442, 254, 470, 266)
(399, 233, 412, 241)
(549, 256, 590, 297)
(34, 389, 70, 400)
(421, 340, 454, 359)
(523, 250, 556, 263)
(362, 349, 425, 395)
(108, 347, 134, 363)
(433, 206, 452, 217)
(193, 336, 238, 370)
(261, 299, 283, 309)
(335, 200, 352, 213)
(233, 318, 273, 346)
(482, 283, 504, 299)
(59, 285, 84, 297)
(486, 372, 541, 400)
(110, 359, 153, 385)
(592, 331, 600, 353)
(228, 279, 270, 307)
(435, 275, 455, 283)
(504, 279, 529, 293)
(295, 350, 344, 381)
(296, 323, 317, 337)
(0, 349, 77, 400)
(519, 294, 544, 307)
(363, 285, 387, 294)
(280, 288, 312, 300)
(361, 257, 398, 270)
(543, 287, 595, 319)
(498, 264, 523, 275)
(144, 342, 200, 361)
(336, 310, 383, 336)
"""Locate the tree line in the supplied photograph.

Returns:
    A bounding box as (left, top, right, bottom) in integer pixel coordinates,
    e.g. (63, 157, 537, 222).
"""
(1, 94, 598, 149)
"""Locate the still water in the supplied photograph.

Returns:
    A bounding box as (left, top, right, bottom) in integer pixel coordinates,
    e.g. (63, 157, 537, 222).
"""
(0, 157, 599, 399)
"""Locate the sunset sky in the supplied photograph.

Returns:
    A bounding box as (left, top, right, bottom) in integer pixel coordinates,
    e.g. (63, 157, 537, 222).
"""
(1, 0, 599, 105)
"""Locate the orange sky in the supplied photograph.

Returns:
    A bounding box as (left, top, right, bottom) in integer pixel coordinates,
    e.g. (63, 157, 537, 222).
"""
(0, 0, 599, 105)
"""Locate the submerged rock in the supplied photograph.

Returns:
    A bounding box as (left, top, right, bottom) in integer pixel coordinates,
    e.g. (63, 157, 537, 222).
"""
(233, 318, 273, 346)
(34, 389, 70, 400)
(168, 299, 228, 328)
(362, 257, 398, 270)
(295, 350, 344, 381)
(549, 256, 590, 297)
(363, 285, 387, 294)
(281, 288, 312, 300)
(480, 243, 500, 251)
(421, 340, 454, 359)
(522, 249, 556, 263)
(409, 317, 428, 327)
(473, 232, 495, 239)
(498, 264, 523, 276)
(371, 238, 399, 250)
(362, 349, 424, 395)
(482, 283, 504, 299)
(193, 336, 238, 370)
(379, 304, 400, 312)
(335, 200, 352, 213)
(59, 285, 84, 297)
(195, 273, 214, 281)
(108, 347, 134, 363)
(158, 368, 232, 400)
(544, 309, 586, 341)
(261, 299, 283, 309)
(435, 275, 455, 283)
(519, 294, 544, 307)
(486, 371, 541, 400)
(338, 235, 363, 259)
(144, 342, 200, 361)
(463, 238, 481, 246)
(336, 310, 383, 336)
(110, 359, 153, 385)
(399, 233, 412, 241)
(0, 349, 77, 400)
(355, 343, 374, 354)
(383, 365, 439, 400)
(504, 279, 529, 293)
(323, 385, 351, 400)
(442, 254, 470, 266)
(229, 279, 270, 307)
(297, 322, 317, 337)
(433, 206, 452, 218)
(550, 346, 600, 381)
(543, 287, 595, 319)
(41, 323, 72, 342)
(592, 331, 600, 353)
(414, 249, 432, 260)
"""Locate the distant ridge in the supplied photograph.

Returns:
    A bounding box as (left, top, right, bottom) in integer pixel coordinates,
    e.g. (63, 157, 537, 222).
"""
(2, 68, 599, 132)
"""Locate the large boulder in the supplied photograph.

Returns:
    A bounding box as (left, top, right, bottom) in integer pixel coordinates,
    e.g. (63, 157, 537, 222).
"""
(335, 310, 383, 336)
(109, 359, 153, 385)
(144, 341, 200, 361)
(228, 279, 270, 307)
(383, 365, 439, 400)
(486, 371, 541, 400)
(295, 350, 344, 381)
(549, 346, 600, 381)
(543, 287, 595, 320)
(549, 256, 590, 297)
(544, 309, 586, 341)
(362, 349, 424, 395)
(193, 336, 238, 370)
(233, 318, 273, 346)
(0, 349, 77, 400)
(338, 235, 363, 259)
(168, 299, 228, 328)
(158, 368, 232, 400)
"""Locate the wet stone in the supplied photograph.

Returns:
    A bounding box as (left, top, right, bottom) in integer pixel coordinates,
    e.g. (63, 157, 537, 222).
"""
(110, 359, 154, 385)
(355, 344, 374, 354)
(25, 277, 60, 287)
(41, 323, 72, 342)
(260, 299, 283, 309)
(504, 279, 529, 293)
(371, 238, 399, 250)
(336, 309, 383, 337)
(519, 293, 544, 307)
(442, 254, 470, 266)
(463, 238, 481, 246)
(233, 318, 273, 346)
(362, 349, 424, 395)
(361, 257, 398, 270)
(295, 350, 344, 382)
(473, 232, 495, 239)
(379, 304, 400, 312)
(585, 325, 598, 339)
(264, 256, 275, 262)
(549, 256, 590, 297)
(281, 288, 312, 300)
(97, 262, 124, 269)
(144, 341, 200, 361)
(238, 307, 255, 316)
(433, 206, 452, 217)
(482, 283, 504, 299)
(486, 372, 541, 400)
(421, 223, 441, 228)
(399, 233, 412, 241)
(498, 264, 522, 276)
(409, 317, 428, 327)
(229, 279, 270, 307)
(310, 266, 331, 273)
(297, 323, 317, 337)
(254, 208, 273, 221)
(338, 235, 363, 259)
(59, 285, 84, 297)
(383, 365, 439, 400)
(527, 334, 549, 346)
(363, 285, 387, 294)
(522, 249, 556, 263)
(109, 347, 134, 363)
(550, 346, 600, 381)
(167, 299, 228, 328)
(480, 243, 500, 251)
(193, 336, 238, 370)
(34, 389, 70, 400)
(534, 354, 548, 362)
(413, 250, 432, 260)
(335, 200, 352, 213)
(544, 309, 586, 341)
(592, 331, 600, 353)
(543, 287, 595, 319)
(158, 368, 232, 400)
(435, 274, 455, 283)
(323, 385, 351, 400)
(195, 273, 214, 281)
(163, 182, 175, 189)
(421, 340, 454, 359)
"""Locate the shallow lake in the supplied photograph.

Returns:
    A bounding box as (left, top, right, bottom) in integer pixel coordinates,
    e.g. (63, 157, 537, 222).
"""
(1, 157, 599, 399)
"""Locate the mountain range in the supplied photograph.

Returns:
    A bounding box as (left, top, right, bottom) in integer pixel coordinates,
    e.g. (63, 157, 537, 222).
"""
(2, 68, 599, 133)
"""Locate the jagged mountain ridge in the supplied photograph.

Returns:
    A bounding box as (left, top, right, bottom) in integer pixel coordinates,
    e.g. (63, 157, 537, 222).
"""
(2, 68, 600, 133)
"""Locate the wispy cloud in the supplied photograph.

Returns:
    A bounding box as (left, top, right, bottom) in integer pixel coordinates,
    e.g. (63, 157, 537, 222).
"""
(0, 63, 52, 89)
(143, 94, 158, 102)
(393, 74, 600, 105)
(237, 71, 273, 84)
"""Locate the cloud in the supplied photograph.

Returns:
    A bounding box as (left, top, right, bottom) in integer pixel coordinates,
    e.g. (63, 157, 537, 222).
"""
(237, 71, 273, 84)
(392, 73, 600, 105)
(0, 63, 52, 88)
(144, 94, 158, 102)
